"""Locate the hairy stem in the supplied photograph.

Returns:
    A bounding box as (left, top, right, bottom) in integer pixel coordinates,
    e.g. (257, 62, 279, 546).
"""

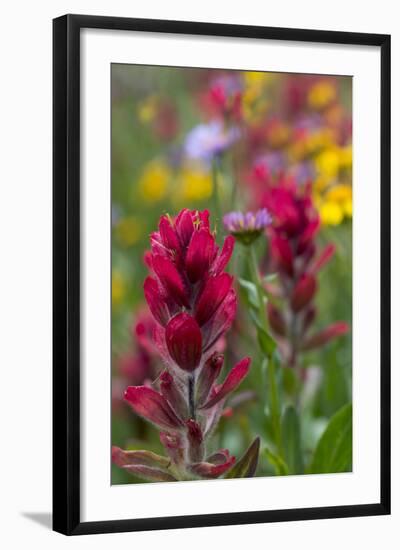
(188, 374, 195, 420)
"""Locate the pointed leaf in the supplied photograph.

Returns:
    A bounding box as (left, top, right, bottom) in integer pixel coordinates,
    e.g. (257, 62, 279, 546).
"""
(225, 437, 260, 478)
(112, 446, 170, 469)
(190, 456, 235, 478)
(263, 273, 278, 283)
(238, 278, 260, 310)
(282, 406, 304, 474)
(257, 326, 277, 356)
(264, 447, 289, 476)
(310, 403, 352, 474)
(123, 464, 177, 482)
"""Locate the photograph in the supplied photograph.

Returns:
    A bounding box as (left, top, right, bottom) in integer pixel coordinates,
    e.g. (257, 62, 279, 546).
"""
(110, 64, 353, 485)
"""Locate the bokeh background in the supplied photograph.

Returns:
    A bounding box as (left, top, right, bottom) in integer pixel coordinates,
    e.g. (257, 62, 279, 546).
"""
(111, 65, 352, 484)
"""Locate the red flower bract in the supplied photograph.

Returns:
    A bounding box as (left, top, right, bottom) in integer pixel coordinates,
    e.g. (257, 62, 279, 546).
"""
(200, 357, 251, 410)
(261, 177, 349, 367)
(290, 273, 317, 312)
(152, 255, 190, 309)
(124, 386, 183, 430)
(185, 228, 217, 283)
(165, 313, 202, 372)
(195, 273, 233, 326)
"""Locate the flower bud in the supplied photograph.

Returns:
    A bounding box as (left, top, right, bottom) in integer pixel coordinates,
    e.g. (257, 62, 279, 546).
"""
(165, 313, 202, 372)
(302, 306, 317, 333)
(302, 322, 349, 350)
(312, 243, 336, 273)
(290, 273, 317, 312)
(267, 302, 286, 336)
(196, 352, 224, 406)
(271, 235, 294, 276)
(223, 209, 271, 245)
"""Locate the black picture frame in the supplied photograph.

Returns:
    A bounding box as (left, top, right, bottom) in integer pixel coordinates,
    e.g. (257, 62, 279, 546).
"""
(53, 14, 391, 536)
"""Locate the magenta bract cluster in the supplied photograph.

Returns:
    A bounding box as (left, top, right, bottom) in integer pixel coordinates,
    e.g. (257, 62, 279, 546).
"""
(113, 209, 251, 481)
(263, 177, 349, 365)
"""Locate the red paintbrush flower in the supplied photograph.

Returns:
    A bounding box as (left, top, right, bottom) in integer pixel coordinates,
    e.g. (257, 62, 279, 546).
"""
(260, 177, 349, 367)
(113, 210, 259, 482)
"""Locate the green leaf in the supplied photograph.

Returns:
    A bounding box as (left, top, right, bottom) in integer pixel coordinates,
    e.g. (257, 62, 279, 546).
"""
(310, 403, 352, 474)
(282, 366, 299, 398)
(225, 437, 260, 478)
(238, 278, 260, 310)
(281, 406, 304, 474)
(263, 273, 278, 283)
(263, 447, 289, 476)
(257, 326, 277, 356)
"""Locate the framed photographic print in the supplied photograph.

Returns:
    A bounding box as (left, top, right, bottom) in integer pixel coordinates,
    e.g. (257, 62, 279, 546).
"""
(53, 14, 391, 535)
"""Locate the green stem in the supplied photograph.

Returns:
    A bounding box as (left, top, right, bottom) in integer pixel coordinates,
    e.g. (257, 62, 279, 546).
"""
(249, 244, 283, 457)
(267, 356, 283, 456)
(250, 245, 268, 333)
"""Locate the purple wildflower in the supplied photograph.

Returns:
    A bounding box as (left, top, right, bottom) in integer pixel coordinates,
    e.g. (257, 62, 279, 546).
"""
(223, 208, 272, 245)
(294, 113, 323, 132)
(184, 121, 240, 162)
(253, 153, 286, 181)
(289, 162, 315, 185)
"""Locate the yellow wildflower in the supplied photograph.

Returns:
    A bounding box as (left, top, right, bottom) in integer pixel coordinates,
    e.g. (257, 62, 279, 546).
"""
(344, 198, 352, 217)
(241, 71, 271, 123)
(114, 216, 141, 247)
(137, 95, 158, 123)
(243, 71, 271, 89)
(137, 160, 171, 202)
(288, 129, 335, 163)
(319, 183, 352, 225)
(325, 183, 352, 203)
(314, 175, 330, 193)
(267, 122, 291, 149)
(319, 201, 344, 226)
(242, 95, 269, 124)
(112, 270, 126, 308)
(315, 148, 341, 179)
(339, 144, 352, 169)
(308, 80, 336, 111)
(173, 164, 212, 205)
(306, 129, 335, 154)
